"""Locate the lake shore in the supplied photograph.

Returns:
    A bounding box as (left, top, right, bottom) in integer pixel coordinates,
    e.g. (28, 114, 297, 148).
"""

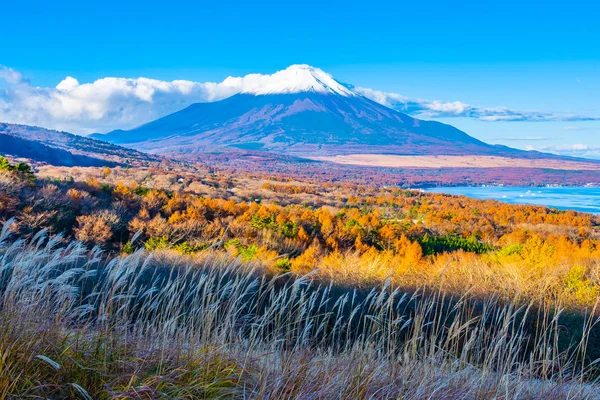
(426, 186, 600, 214)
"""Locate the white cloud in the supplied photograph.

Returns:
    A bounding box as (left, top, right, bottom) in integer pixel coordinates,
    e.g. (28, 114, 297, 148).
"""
(351, 87, 408, 107)
(525, 143, 600, 159)
(494, 136, 560, 141)
(0, 66, 22, 84)
(527, 144, 590, 151)
(0, 67, 250, 134)
(354, 87, 600, 123)
(1, 64, 599, 135)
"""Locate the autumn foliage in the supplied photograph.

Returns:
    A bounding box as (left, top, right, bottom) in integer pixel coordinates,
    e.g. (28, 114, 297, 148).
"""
(2, 164, 600, 309)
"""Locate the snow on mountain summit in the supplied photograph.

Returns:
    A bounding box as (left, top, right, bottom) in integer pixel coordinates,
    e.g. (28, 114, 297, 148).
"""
(97, 62, 504, 158)
(222, 64, 356, 97)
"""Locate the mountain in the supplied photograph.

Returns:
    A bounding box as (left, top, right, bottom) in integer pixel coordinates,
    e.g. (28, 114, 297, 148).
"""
(92, 65, 551, 159)
(0, 123, 161, 167)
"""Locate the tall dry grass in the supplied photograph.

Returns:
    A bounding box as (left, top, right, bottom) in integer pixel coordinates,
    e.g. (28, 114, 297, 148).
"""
(0, 220, 599, 399)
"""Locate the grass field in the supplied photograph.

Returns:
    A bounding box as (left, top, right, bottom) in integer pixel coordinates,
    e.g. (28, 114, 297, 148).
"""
(1, 221, 599, 399)
(311, 154, 600, 170)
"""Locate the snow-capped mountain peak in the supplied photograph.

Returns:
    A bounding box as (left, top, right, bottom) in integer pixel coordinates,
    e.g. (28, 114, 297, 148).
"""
(223, 64, 356, 97)
(97, 63, 504, 158)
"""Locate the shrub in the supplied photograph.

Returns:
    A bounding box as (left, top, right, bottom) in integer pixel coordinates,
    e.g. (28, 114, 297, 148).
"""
(144, 236, 170, 251)
(74, 214, 113, 245)
(418, 233, 493, 255)
(121, 241, 135, 254)
(563, 265, 600, 306)
(174, 241, 207, 254)
(498, 243, 524, 256)
(274, 258, 292, 271)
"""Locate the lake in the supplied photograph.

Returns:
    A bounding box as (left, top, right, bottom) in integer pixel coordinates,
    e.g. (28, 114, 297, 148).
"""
(425, 186, 600, 214)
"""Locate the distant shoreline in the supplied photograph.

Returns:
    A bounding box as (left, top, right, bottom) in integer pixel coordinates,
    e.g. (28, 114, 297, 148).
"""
(425, 185, 600, 214)
(310, 154, 600, 171)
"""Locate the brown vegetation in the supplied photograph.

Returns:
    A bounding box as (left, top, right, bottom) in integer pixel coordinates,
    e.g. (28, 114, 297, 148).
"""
(311, 154, 600, 170)
(0, 228, 598, 398)
(2, 157, 600, 397)
(2, 157, 600, 310)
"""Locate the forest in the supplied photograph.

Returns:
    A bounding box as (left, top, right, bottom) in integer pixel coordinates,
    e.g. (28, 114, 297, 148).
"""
(2, 156, 599, 308)
(1, 155, 600, 398)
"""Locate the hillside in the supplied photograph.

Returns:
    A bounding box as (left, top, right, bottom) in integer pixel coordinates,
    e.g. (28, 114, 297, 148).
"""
(1, 159, 600, 398)
(0, 122, 162, 167)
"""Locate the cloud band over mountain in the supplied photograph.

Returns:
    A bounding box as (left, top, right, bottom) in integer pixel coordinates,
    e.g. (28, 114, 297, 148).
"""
(354, 87, 600, 123)
(1, 64, 598, 136)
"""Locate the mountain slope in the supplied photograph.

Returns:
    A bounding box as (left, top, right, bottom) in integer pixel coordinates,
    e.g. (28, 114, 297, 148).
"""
(0, 134, 118, 167)
(91, 65, 555, 159)
(0, 123, 161, 166)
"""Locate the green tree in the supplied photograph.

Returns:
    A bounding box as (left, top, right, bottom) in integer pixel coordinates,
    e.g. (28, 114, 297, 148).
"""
(0, 156, 12, 171)
(14, 162, 35, 180)
(0, 156, 35, 180)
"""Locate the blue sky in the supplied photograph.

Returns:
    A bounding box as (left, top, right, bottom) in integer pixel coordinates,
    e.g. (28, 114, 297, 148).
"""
(1, 0, 599, 156)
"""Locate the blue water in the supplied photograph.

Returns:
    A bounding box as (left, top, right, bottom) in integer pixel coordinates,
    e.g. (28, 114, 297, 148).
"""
(425, 186, 600, 214)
